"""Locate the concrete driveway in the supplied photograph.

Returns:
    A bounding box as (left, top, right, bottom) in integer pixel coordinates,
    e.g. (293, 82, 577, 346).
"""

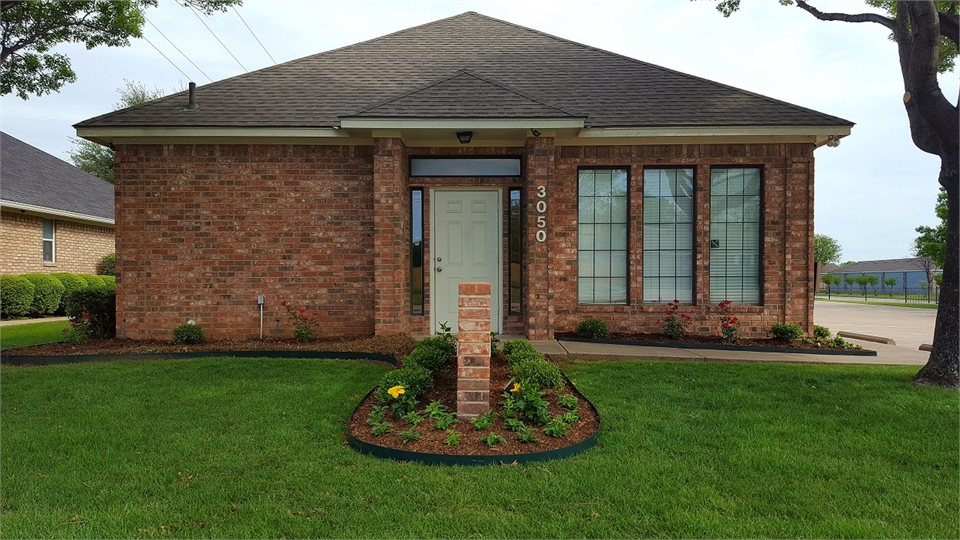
(814, 301, 936, 363)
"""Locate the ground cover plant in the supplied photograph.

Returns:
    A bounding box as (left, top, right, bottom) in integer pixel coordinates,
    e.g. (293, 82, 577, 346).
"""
(0, 320, 70, 351)
(1, 357, 956, 538)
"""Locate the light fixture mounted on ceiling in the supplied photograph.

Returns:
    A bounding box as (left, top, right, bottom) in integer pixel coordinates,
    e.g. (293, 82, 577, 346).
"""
(530, 129, 541, 137)
(826, 136, 840, 148)
(456, 131, 473, 144)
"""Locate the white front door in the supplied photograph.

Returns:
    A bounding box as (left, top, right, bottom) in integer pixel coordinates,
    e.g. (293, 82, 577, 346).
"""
(431, 190, 502, 334)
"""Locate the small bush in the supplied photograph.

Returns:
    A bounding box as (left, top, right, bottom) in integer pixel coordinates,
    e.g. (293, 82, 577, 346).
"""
(418, 335, 456, 357)
(577, 317, 610, 339)
(80, 274, 107, 288)
(512, 359, 563, 390)
(50, 273, 87, 314)
(98, 253, 116, 276)
(21, 273, 65, 315)
(0, 275, 35, 318)
(404, 341, 452, 373)
(770, 323, 804, 341)
(64, 286, 116, 339)
(506, 349, 545, 368)
(501, 340, 538, 357)
(813, 325, 831, 340)
(99, 275, 116, 290)
(172, 323, 205, 344)
(375, 365, 433, 404)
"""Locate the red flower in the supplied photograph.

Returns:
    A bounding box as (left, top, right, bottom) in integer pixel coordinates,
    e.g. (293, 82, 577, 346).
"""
(656, 320, 661, 325)
(281, 300, 287, 306)
(299, 308, 305, 314)
(673, 299, 680, 304)
(732, 317, 738, 324)
(62, 328, 69, 333)
(313, 311, 319, 316)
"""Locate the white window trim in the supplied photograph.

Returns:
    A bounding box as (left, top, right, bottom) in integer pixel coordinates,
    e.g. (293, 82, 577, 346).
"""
(42, 219, 55, 264)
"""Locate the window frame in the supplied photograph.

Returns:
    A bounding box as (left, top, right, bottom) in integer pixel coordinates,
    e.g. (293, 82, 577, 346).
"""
(641, 166, 697, 305)
(708, 165, 765, 305)
(410, 188, 424, 315)
(576, 166, 631, 306)
(42, 219, 55, 264)
(508, 188, 523, 315)
(408, 156, 523, 178)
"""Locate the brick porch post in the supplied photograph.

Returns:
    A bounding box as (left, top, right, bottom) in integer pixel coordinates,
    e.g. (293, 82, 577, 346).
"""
(457, 282, 491, 419)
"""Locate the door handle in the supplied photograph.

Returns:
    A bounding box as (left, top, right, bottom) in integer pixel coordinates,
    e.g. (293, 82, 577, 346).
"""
(437, 267, 443, 272)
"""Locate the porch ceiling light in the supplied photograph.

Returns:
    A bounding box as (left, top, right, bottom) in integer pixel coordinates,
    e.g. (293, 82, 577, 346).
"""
(530, 128, 541, 137)
(456, 131, 473, 144)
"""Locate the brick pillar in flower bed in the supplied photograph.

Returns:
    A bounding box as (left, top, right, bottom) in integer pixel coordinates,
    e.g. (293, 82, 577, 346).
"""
(457, 282, 491, 419)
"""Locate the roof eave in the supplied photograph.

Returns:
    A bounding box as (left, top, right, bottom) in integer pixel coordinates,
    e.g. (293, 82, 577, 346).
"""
(575, 125, 852, 147)
(1, 200, 115, 226)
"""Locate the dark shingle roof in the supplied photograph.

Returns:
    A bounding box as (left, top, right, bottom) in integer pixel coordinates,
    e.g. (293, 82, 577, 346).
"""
(822, 258, 940, 274)
(0, 132, 114, 222)
(76, 12, 851, 130)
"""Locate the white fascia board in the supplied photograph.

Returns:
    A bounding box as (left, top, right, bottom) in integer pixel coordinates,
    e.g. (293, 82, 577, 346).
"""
(1, 200, 115, 226)
(76, 127, 349, 141)
(577, 126, 852, 139)
(340, 118, 586, 130)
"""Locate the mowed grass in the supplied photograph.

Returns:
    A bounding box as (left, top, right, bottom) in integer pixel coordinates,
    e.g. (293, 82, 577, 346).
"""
(0, 320, 70, 351)
(1, 358, 957, 538)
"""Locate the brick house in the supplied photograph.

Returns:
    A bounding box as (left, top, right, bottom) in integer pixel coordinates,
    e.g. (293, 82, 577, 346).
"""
(1, 132, 115, 275)
(75, 12, 852, 341)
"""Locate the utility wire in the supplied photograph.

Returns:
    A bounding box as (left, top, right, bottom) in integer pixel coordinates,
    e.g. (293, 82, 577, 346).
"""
(142, 35, 192, 82)
(145, 17, 214, 83)
(189, 5, 248, 72)
(232, 5, 276, 65)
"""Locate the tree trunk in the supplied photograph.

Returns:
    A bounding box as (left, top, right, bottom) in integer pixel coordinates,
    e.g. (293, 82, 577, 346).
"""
(912, 157, 959, 388)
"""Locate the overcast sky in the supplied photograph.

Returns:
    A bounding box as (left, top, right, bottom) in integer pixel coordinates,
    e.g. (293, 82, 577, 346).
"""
(1, 0, 955, 263)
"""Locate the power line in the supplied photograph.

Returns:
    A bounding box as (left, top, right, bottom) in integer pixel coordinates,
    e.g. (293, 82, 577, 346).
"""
(145, 17, 214, 83)
(232, 5, 276, 65)
(142, 35, 192, 82)
(189, 5, 248, 73)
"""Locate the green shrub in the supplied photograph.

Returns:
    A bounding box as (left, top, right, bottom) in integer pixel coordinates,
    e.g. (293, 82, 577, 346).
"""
(418, 335, 456, 357)
(64, 286, 116, 339)
(813, 325, 831, 340)
(172, 322, 205, 344)
(512, 359, 563, 390)
(506, 349, 545, 368)
(21, 273, 65, 316)
(98, 253, 116, 276)
(770, 323, 804, 341)
(99, 275, 116, 290)
(375, 366, 433, 404)
(50, 273, 87, 314)
(0, 275, 35, 318)
(501, 340, 537, 357)
(577, 317, 610, 339)
(80, 274, 106, 288)
(404, 340, 452, 373)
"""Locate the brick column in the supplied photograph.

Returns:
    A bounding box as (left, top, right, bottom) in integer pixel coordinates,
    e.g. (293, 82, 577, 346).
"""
(524, 136, 555, 339)
(373, 137, 409, 335)
(457, 282, 491, 419)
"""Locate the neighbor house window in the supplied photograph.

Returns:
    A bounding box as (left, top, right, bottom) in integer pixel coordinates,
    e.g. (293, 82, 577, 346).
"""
(411, 189, 424, 315)
(643, 168, 694, 304)
(509, 188, 522, 314)
(578, 168, 628, 304)
(710, 167, 761, 304)
(42, 220, 55, 263)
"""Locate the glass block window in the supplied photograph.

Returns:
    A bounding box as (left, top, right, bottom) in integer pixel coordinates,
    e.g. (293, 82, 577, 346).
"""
(710, 167, 762, 304)
(578, 169, 628, 304)
(643, 168, 694, 304)
(410, 189, 424, 315)
(42, 220, 55, 263)
(509, 189, 522, 314)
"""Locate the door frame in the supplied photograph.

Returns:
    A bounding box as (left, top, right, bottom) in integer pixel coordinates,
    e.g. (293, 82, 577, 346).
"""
(429, 188, 503, 334)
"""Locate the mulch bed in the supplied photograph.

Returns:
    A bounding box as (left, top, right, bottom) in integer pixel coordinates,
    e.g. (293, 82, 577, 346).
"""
(347, 353, 599, 456)
(555, 331, 862, 351)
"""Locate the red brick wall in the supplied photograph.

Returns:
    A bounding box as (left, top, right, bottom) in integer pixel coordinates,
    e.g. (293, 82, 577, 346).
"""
(552, 143, 816, 338)
(113, 144, 375, 340)
(0, 211, 114, 275)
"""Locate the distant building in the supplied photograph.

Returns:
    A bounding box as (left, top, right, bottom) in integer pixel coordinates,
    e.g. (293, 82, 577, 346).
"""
(822, 258, 941, 292)
(1, 132, 115, 275)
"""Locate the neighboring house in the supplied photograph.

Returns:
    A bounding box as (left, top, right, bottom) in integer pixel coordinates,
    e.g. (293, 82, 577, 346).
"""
(0, 132, 115, 275)
(74, 12, 852, 341)
(822, 258, 942, 292)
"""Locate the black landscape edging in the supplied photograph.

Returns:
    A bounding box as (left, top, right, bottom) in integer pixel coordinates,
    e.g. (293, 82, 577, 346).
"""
(346, 372, 600, 466)
(0, 350, 398, 366)
(557, 337, 878, 356)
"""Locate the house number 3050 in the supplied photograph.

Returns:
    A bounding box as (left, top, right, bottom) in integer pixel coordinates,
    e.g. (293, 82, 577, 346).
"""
(535, 185, 547, 243)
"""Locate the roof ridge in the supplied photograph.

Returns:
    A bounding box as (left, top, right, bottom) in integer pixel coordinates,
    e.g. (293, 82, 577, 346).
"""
(462, 12, 851, 126)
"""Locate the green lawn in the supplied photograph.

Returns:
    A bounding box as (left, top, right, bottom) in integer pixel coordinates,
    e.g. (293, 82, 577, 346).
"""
(0, 320, 70, 351)
(815, 298, 939, 310)
(1, 358, 957, 538)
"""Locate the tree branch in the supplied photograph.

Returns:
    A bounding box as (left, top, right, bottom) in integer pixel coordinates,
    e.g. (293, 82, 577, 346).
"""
(939, 10, 959, 48)
(905, 2, 959, 149)
(794, 0, 895, 31)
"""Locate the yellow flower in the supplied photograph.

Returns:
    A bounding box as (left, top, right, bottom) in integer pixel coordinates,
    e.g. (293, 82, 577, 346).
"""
(510, 382, 521, 393)
(387, 385, 405, 399)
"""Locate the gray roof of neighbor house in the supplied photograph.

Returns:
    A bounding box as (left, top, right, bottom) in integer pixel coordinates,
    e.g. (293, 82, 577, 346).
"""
(822, 258, 941, 274)
(75, 12, 852, 130)
(0, 132, 114, 223)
